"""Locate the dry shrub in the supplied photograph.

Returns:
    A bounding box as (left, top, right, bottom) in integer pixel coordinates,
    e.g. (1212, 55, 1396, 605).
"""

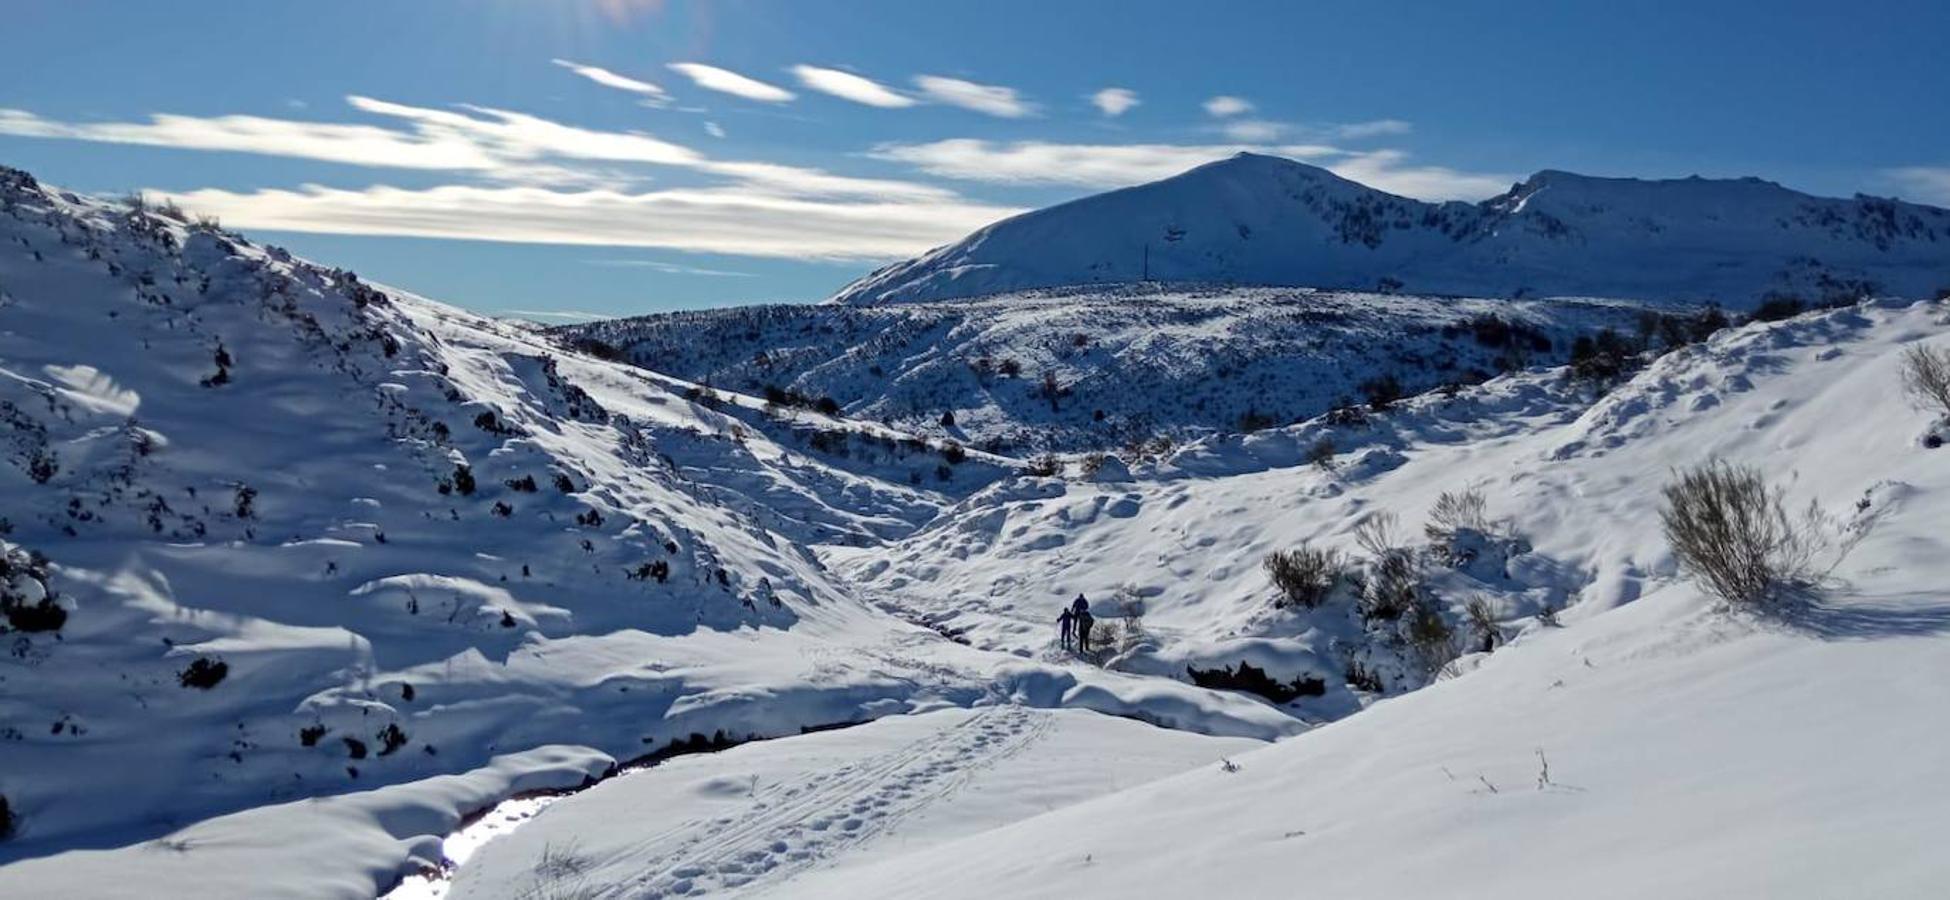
(1659, 461, 1825, 606)
(1262, 545, 1344, 609)
(1900, 344, 1950, 416)
(1425, 489, 1489, 540)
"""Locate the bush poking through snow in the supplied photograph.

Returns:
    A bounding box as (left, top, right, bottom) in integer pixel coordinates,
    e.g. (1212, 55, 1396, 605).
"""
(1424, 489, 1489, 541)
(451, 464, 477, 496)
(1899, 344, 1950, 417)
(1360, 374, 1404, 411)
(1464, 598, 1501, 653)
(2, 544, 65, 633)
(177, 657, 229, 689)
(1355, 513, 1418, 621)
(376, 723, 409, 756)
(1660, 461, 1826, 606)
(1405, 599, 1459, 675)
(1263, 545, 1344, 609)
(1185, 661, 1326, 704)
(1345, 658, 1385, 693)
(1306, 438, 1336, 470)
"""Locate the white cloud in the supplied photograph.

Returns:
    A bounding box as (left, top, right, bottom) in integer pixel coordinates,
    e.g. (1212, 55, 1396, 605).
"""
(582, 258, 756, 276)
(704, 121, 726, 139)
(157, 183, 1023, 260)
(791, 65, 916, 108)
(1887, 167, 1950, 205)
(667, 63, 796, 103)
(0, 106, 501, 171)
(551, 59, 670, 102)
(1317, 149, 1514, 201)
(0, 99, 956, 201)
(1335, 119, 1413, 139)
(1090, 88, 1139, 117)
(869, 139, 1512, 201)
(1203, 95, 1253, 118)
(871, 139, 1337, 188)
(912, 76, 1036, 118)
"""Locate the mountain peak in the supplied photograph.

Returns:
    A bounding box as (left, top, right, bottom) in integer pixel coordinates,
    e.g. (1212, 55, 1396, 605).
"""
(831, 154, 1950, 307)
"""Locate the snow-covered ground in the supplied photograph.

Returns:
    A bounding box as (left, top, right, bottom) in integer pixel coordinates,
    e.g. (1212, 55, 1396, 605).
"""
(569, 286, 1650, 451)
(0, 168, 1290, 896)
(443, 707, 1260, 900)
(6, 155, 1950, 900)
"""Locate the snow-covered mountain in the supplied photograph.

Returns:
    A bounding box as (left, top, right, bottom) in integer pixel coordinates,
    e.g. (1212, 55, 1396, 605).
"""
(832, 153, 1950, 308)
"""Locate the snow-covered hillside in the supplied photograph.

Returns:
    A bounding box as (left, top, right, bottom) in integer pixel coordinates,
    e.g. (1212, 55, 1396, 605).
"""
(0, 167, 1294, 889)
(833, 153, 1950, 308)
(6, 154, 1950, 900)
(567, 287, 1654, 451)
(437, 295, 1950, 900)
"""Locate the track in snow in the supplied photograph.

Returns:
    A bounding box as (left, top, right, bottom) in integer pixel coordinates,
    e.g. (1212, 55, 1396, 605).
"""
(597, 705, 1050, 899)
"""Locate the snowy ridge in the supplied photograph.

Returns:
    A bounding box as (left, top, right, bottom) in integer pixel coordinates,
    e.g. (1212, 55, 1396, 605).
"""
(831, 153, 1950, 308)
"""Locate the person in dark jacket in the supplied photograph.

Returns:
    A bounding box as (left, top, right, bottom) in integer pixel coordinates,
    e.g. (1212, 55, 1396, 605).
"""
(1075, 608, 1095, 653)
(1057, 608, 1075, 650)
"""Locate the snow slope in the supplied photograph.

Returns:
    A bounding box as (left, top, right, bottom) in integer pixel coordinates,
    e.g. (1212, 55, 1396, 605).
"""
(6, 155, 1950, 900)
(0, 167, 1294, 891)
(456, 298, 1950, 900)
(770, 298, 1950, 899)
(568, 286, 1650, 451)
(443, 707, 1260, 900)
(833, 153, 1950, 308)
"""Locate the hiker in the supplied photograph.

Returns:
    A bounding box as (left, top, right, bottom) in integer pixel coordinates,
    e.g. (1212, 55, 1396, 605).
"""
(1057, 607, 1075, 650)
(1070, 594, 1094, 653)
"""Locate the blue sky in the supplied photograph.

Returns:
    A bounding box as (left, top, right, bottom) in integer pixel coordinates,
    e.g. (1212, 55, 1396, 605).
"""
(4, 0, 1946, 320)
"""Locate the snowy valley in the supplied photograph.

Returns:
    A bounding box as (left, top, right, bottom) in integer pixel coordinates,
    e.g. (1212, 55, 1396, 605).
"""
(3, 153, 1950, 900)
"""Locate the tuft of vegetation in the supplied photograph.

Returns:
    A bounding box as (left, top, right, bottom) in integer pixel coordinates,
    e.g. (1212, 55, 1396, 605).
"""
(1424, 489, 1489, 541)
(1360, 374, 1404, 411)
(178, 656, 229, 690)
(1567, 329, 1637, 389)
(1899, 343, 1950, 417)
(1659, 461, 1826, 606)
(1354, 513, 1418, 621)
(2, 545, 65, 633)
(1262, 545, 1344, 610)
(376, 723, 409, 756)
(1186, 661, 1326, 704)
(1306, 437, 1336, 470)
(1464, 598, 1501, 653)
(1238, 409, 1277, 432)
(1345, 658, 1385, 693)
(1749, 296, 1806, 322)
(451, 464, 477, 496)
(1404, 598, 1458, 675)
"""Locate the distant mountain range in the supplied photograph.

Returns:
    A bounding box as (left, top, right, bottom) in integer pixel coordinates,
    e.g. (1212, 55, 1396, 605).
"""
(832, 153, 1950, 308)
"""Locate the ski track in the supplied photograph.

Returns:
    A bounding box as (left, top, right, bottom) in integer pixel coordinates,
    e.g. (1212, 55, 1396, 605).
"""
(601, 705, 1051, 899)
